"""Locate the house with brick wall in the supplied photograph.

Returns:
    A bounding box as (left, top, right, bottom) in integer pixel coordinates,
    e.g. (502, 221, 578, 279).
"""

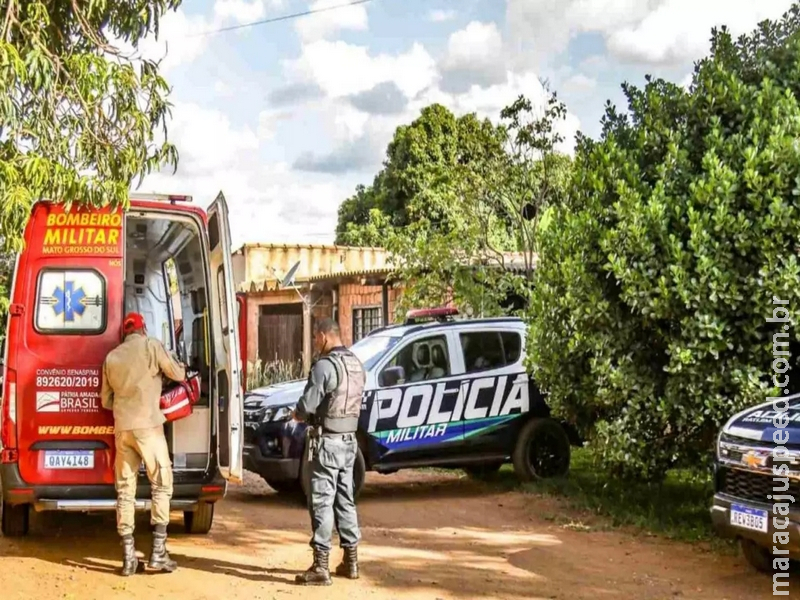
(232, 243, 398, 374)
(232, 243, 534, 375)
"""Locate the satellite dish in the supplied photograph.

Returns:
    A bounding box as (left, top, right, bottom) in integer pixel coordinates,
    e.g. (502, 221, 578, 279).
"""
(280, 260, 301, 289)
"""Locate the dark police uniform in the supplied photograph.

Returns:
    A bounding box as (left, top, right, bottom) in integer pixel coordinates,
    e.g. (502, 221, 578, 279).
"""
(295, 345, 365, 586)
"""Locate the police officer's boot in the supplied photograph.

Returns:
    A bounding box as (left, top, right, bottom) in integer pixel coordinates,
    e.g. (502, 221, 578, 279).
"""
(148, 524, 178, 573)
(295, 548, 332, 586)
(120, 534, 138, 577)
(334, 545, 359, 579)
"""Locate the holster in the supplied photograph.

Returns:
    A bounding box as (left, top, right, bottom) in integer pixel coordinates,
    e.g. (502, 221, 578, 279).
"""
(306, 425, 320, 462)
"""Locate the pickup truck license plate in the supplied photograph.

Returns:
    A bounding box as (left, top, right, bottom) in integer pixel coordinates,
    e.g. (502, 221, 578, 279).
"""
(44, 450, 94, 470)
(730, 503, 768, 533)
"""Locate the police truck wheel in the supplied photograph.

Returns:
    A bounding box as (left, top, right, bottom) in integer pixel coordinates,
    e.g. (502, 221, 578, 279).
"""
(740, 539, 774, 573)
(1, 501, 29, 537)
(300, 446, 366, 504)
(183, 501, 214, 534)
(512, 418, 571, 482)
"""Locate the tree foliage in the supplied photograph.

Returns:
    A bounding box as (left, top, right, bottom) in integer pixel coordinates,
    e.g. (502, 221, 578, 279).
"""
(336, 93, 572, 317)
(335, 104, 506, 247)
(528, 4, 800, 480)
(0, 0, 180, 252)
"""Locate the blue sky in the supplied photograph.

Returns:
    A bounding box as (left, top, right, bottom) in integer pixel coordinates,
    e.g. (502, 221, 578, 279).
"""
(134, 0, 795, 249)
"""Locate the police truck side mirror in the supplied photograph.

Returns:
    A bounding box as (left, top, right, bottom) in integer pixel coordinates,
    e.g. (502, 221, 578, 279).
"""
(380, 366, 405, 387)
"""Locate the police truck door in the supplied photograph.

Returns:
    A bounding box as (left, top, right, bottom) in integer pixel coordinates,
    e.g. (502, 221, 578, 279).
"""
(207, 192, 244, 483)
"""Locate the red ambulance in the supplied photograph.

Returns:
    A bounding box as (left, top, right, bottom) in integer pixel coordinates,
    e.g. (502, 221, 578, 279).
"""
(0, 192, 244, 537)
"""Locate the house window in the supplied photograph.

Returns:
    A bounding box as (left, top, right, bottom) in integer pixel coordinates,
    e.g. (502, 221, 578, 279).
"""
(352, 306, 382, 342)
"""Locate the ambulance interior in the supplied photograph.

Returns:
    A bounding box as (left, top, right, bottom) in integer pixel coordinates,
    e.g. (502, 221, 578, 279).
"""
(123, 212, 212, 472)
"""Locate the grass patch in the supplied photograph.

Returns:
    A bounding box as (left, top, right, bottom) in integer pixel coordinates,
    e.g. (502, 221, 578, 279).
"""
(491, 448, 733, 550)
(246, 359, 304, 391)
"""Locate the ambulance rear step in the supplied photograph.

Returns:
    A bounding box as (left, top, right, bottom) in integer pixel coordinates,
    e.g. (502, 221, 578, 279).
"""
(33, 499, 199, 512)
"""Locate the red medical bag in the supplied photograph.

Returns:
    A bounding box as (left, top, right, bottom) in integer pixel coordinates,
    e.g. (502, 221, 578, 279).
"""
(160, 371, 201, 422)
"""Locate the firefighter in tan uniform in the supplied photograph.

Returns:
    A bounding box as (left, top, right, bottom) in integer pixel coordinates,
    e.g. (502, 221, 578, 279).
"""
(100, 312, 186, 576)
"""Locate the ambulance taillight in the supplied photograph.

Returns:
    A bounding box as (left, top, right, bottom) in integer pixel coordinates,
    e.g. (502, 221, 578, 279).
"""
(1, 368, 17, 456)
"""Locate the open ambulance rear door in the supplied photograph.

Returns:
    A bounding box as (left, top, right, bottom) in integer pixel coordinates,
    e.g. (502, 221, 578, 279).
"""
(207, 192, 244, 483)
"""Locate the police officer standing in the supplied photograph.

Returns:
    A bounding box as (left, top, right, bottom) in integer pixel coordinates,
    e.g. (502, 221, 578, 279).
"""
(100, 312, 186, 576)
(292, 318, 365, 586)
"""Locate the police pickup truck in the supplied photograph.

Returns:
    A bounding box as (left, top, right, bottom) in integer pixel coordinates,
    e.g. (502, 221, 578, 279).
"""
(243, 314, 580, 499)
(711, 396, 800, 572)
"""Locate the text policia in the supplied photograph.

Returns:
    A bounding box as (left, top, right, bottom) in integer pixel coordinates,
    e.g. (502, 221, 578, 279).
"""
(42, 211, 122, 256)
(767, 296, 795, 596)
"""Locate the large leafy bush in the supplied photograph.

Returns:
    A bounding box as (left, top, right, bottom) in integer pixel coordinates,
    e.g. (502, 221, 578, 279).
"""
(528, 5, 800, 480)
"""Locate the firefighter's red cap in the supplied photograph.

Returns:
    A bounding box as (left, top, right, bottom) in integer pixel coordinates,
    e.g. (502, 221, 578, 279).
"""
(122, 312, 146, 334)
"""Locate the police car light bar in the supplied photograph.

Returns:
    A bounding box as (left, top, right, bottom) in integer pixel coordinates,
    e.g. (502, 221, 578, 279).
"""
(404, 307, 459, 325)
(129, 193, 193, 203)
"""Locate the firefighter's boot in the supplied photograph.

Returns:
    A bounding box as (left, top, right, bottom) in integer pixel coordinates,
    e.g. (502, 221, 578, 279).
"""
(334, 545, 359, 579)
(295, 548, 332, 586)
(120, 535, 138, 577)
(148, 524, 178, 572)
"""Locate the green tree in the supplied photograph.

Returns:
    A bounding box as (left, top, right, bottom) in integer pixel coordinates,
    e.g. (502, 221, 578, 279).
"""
(0, 247, 13, 347)
(334, 104, 506, 247)
(0, 0, 180, 252)
(378, 91, 572, 317)
(528, 4, 800, 481)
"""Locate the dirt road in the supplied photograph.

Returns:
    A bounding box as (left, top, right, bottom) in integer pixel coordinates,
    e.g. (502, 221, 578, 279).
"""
(0, 470, 793, 599)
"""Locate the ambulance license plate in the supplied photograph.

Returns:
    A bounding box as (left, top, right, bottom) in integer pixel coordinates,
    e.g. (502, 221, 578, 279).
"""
(44, 450, 94, 470)
(730, 503, 768, 533)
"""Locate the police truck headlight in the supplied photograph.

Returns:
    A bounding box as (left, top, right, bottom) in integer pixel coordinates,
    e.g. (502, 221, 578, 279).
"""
(262, 405, 294, 423)
(271, 406, 294, 422)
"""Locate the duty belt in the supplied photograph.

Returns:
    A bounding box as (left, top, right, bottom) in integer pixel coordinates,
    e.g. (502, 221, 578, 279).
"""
(305, 427, 355, 462)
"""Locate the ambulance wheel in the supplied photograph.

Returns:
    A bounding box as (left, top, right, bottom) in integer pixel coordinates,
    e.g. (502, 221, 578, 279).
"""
(1, 501, 29, 537)
(512, 418, 571, 482)
(300, 446, 366, 504)
(184, 502, 214, 534)
(740, 539, 773, 573)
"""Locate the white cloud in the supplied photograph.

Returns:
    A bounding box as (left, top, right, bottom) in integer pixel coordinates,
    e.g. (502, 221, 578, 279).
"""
(285, 40, 437, 99)
(166, 104, 259, 178)
(506, 0, 797, 67)
(562, 73, 597, 93)
(214, 0, 266, 23)
(606, 0, 795, 65)
(428, 9, 456, 22)
(294, 0, 369, 43)
(214, 81, 234, 97)
(122, 0, 283, 73)
(505, 0, 653, 67)
(579, 54, 608, 72)
(141, 2, 591, 247)
(133, 9, 212, 72)
(440, 21, 508, 92)
(139, 102, 354, 247)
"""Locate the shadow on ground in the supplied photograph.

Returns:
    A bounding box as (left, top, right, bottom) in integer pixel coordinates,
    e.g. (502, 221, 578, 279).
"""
(1, 474, 796, 599)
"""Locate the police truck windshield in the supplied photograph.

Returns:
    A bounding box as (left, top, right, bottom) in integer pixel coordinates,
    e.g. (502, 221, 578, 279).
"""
(349, 335, 399, 370)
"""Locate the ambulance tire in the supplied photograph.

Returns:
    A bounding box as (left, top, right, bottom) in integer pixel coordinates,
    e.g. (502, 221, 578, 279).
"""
(300, 445, 366, 505)
(1, 501, 29, 537)
(512, 418, 571, 482)
(183, 501, 215, 535)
